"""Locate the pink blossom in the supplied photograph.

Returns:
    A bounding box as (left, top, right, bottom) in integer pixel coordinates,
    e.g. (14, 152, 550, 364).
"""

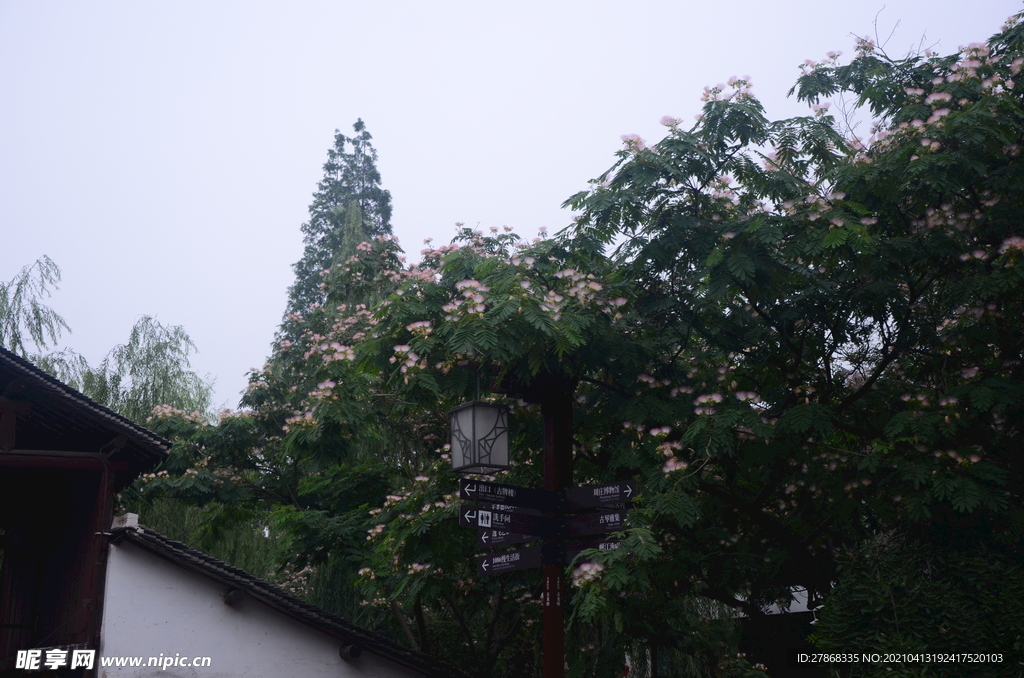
(999, 236, 1024, 253)
(620, 134, 646, 150)
(663, 458, 688, 473)
(571, 562, 605, 587)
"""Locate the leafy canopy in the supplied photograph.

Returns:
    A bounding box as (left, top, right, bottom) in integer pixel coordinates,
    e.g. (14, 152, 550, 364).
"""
(140, 13, 1024, 677)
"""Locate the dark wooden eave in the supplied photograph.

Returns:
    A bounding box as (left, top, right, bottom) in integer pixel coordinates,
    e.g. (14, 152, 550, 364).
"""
(0, 347, 170, 488)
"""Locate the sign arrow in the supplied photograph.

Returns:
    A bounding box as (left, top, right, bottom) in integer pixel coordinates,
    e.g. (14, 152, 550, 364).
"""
(459, 503, 557, 537)
(459, 478, 560, 511)
(564, 481, 637, 510)
(477, 529, 537, 549)
(477, 545, 543, 575)
(462, 504, 624, 538)
(477, 540, 623, 572)
(460, 479, 638, 512)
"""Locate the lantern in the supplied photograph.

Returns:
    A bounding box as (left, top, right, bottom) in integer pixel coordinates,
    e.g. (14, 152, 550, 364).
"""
(448, 401, 509, 473)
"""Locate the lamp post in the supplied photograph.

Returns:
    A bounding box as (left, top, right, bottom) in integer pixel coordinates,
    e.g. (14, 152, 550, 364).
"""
(541, 388, 573, 678)
(450, 373, 574, 678)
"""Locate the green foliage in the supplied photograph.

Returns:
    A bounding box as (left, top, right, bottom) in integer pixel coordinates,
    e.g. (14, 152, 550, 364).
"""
(1, 258, 212, 424)
(116, 495, 284, 583)
(811, 531, 1024, 678)
(559, 14, 1024, 672)
(80, 315, 213, 422)
(140, 13, 1024, 677)
(286, 119, 394, 322)
(0, 255, 72, 358)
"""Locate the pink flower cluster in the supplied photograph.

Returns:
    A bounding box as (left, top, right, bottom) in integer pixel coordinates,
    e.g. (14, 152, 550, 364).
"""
(391, 345, 423, 374)
(443, 280, 490, 320)
(620, 134, 646, 151)
(571, 562, 605, 587)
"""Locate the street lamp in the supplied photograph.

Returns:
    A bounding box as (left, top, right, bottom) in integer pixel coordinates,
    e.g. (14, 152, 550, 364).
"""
(448, 401, 509, 474)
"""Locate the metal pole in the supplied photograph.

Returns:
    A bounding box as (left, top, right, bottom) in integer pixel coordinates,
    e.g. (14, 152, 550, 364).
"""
(541, 387, 572, 678)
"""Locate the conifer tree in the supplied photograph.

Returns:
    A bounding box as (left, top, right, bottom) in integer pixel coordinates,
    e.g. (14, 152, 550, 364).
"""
(286, 119, 393, 322)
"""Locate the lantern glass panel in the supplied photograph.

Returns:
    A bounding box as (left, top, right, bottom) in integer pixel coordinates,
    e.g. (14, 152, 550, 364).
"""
(449, 402, 509, 473)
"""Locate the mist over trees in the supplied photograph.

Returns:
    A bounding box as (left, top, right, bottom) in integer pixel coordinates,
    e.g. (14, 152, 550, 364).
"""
(37, 13, 1024, 678)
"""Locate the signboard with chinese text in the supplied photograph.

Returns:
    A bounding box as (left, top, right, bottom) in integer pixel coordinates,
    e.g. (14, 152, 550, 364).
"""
(477, 546, 543, 575)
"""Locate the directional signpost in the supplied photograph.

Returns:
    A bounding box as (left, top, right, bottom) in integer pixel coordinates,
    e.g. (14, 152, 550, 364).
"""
(477, 545, 543, 575)
(478, 529, 538, 548)
(562, 509, 626, 538)
(460, 478, 636, 513)
(478, 502, 543, 517)
(452, 384, 640, 678)
(565, 538, 620, 563)
(461, 504, 626, 539)
(459, 479, 560, 511)
(564, 480, 636, 509)
(475, 540, 622, 574)
(461, 480, 634, 595)
(459, 505, 558, 538)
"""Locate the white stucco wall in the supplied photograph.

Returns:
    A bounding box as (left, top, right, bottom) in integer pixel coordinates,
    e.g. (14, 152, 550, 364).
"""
(98, 539, 424, 678)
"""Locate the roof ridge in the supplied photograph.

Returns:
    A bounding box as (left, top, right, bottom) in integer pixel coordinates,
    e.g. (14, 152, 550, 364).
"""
(111, 522, 470, 678)
(0, 346, 171, 454)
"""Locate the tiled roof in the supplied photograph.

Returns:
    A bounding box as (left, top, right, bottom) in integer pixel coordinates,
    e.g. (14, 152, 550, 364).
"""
(0, 347, 170, 473)
(110, 522, 471, 678)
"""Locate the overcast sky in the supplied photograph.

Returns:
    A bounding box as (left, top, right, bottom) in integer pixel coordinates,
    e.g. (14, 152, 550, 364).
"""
(1, 1, 1015, 410)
